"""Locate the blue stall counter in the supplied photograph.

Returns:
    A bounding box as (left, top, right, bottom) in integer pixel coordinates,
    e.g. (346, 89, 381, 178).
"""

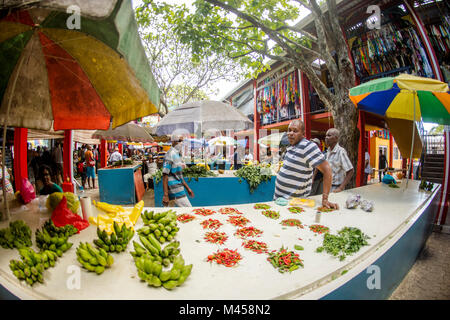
(98, 164, 145, 205)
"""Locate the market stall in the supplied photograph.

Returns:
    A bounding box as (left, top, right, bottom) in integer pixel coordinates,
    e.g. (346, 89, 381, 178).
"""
(97, 162, 145, 205)
(0, 180, 439, 300)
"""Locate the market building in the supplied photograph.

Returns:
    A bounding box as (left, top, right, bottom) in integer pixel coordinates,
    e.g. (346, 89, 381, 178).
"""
(221, 0, 450, 227)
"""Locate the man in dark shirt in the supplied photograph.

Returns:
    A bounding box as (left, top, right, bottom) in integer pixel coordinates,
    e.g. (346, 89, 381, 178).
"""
(378, 150, 388, 182)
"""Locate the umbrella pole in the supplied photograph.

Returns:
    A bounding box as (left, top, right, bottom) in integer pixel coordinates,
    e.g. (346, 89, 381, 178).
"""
(406, 90, 417, 189)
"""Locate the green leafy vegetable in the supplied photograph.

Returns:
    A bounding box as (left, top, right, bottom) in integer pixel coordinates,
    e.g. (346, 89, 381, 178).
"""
(316, 227, 370, 261)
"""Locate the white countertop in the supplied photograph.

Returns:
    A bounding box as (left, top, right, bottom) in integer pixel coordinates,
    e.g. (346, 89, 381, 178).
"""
(0, 180, 437, 300)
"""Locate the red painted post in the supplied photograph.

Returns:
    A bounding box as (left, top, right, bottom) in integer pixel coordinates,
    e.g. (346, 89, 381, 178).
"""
(13, 128, 28, 192)
(389, 133, 393, 167)
(100, 139, 107, 168)
(62, 130, 74, 192)
(356, 111, 366, 187)
(253, 79, 260, 162)
(300, 72, 311, 140)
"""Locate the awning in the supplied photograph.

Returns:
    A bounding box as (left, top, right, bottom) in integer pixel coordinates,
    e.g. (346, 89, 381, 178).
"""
(27, 129, 100, 145)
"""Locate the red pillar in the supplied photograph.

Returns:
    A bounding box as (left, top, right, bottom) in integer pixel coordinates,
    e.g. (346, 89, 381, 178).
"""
(356, 111, 366, 187)
(63, 130, 74, 192)
(389, 133, 393, 167)
(253, 79, 260, 161)
(13, 128, 28, 192)
(300, 72, 311, 139)
(118, 143, 123, 157)
(100, 139, 107, 168)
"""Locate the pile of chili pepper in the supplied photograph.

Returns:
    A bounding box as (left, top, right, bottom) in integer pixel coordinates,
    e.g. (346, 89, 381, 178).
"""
(253, 203, 271, 210)
(242, 240, 268, 254)
(200, 219, 223, 230)
(207, 248, 242, 267)
(227, 215, 250, 227)
(234, 226, 263, 238)
(309, 224, 330, 234)
(218, 207, 243, 215)
(288, 206, 305, 214)
(261, 210, 280, 220)
(177, 213, 196, 223)
(280, 219, 304, 228)
(192, 208, 216, 216)
(317, 206, 336, 213)
(267, 247, 304, 273)
(204, 231, 228, 245)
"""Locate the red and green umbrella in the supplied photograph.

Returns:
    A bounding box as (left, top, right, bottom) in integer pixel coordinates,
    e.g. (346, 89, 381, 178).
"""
(349, 74, 450, 125)
(0, 0, 160, 131)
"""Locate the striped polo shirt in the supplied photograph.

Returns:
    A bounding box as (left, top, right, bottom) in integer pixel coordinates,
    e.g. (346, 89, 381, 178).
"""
(274, 138, 326, 200)
(162, 148, 186, 200)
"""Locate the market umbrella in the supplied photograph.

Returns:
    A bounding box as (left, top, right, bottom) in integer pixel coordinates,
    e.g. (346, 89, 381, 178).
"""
(349, 73, 450, 185)
(257, 132, 289, 148)
(92, 122, 154, 143)
(154, 100, 253, 136)
(183, 138, 207, 148)
(0, 0, 161, 220)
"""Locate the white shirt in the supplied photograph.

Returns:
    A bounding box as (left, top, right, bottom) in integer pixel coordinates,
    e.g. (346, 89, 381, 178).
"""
(109, 151, 123, 163)
(244, 153, 253, 161)
(364, 152, 372, 174)
(326, 143, 353, 186)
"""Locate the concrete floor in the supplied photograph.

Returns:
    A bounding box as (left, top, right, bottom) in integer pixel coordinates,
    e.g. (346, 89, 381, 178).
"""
(79, 177, 449, 300)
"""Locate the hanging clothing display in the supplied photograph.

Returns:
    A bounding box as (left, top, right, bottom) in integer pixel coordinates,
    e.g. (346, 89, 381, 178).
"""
(350, 22, 435, 81)
(426, 16, 450, 63)
(256, 71, 300, 125)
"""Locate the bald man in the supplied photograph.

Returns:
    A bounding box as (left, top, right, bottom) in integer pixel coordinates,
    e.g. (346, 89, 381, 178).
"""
(324, 128, 354, 192)
(274, 120, 338, 209)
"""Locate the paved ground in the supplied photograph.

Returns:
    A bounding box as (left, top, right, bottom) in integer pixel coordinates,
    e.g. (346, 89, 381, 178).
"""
(80, 177, 450, 300)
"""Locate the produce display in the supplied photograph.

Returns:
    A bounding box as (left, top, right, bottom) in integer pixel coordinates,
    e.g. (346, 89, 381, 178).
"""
(192, 208, 216, 216)
(93, 221, 134, 253)
(200, 219, 222, 230)
(46, 192, 80, 214)
(182, 165, 216, 182)
(204, 231, 228, 245)
(76, 242, 114, 275)
(388, 182, 399, 188)
(0, 220, 32, 249)
(218, 207, 243, 215)
(227, 215, 250, 227)
(242, 240, 268, 254)
(134, 253, 192, 289)
(131, 238, 180, 267)
(280, 219, 304, 228)
(152, 169, 163, 184)
(177, 213, 196, 223)
(316, 227, 370, 261)
(253, 203, 271, 210)
(90, 200, 143, 234)
(288, 207, 305, 214)
(309, 224, 330, 234)
(140, 210, 179, 243)
(267, 247, 304, 273)
(110, 159, 134, 167)
(261, 210, 280, 219)
(234, 165, 272, 193)
(317, 206, 337, 213)
(207, 248, 242, 267)
(35, 220, 75, 256)
(419, 180, 434, 191)
(234, 226, 263, 239)
(9, 247, 58, 286)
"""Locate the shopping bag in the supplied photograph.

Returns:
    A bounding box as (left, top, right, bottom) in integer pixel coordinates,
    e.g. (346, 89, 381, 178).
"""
(20, 178, 36, 204)
(51, 196, 89, 233)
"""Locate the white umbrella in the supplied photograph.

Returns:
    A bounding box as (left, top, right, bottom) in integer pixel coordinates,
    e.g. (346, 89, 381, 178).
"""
(155, 100, 253, 136)
(258, 132, 289, 147)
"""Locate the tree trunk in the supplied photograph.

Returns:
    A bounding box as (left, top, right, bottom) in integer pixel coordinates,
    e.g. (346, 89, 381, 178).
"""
(330, 93, 360, 188)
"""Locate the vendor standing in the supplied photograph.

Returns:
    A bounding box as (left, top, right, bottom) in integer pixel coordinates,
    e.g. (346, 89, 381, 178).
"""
(108, 147, 123, 164)
(273, 120, 338, 209)
(324, 128, 354, 192)
(162, 135, 194, 207)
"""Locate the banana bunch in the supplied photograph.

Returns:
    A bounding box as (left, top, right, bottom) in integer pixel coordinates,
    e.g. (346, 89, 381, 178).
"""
(76, 242, 114, 275)
(92, 200, 125, 214)
(9, 248, 58, 286)
(35, 221, 74, 257)
(93, 221, 135, 253)
(43, 219, 78, 238)
(140, 210, 179, 244)
(131, 237, 180, 267)
(0, 220, 32, 249)
(134, 254, 192, 290)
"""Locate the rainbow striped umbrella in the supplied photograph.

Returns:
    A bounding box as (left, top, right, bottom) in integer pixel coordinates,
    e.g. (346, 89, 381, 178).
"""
(349, 74, 450, 125)
(0, 0, 160, 131)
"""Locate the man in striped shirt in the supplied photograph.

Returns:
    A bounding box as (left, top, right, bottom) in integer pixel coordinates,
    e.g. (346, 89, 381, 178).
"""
(162, 135, 194, 207)
(325, 128, 354, 192)
(274, 120, 338, 209)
